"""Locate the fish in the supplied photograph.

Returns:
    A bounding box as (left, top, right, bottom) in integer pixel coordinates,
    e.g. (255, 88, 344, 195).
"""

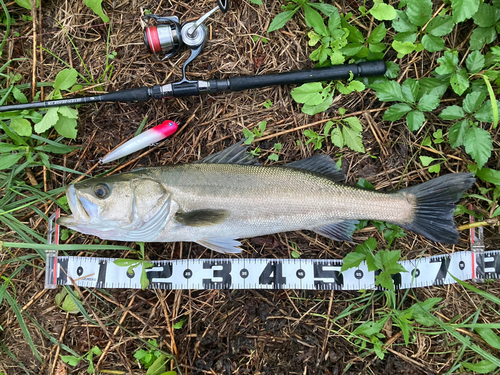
(57, 141, 476, 253)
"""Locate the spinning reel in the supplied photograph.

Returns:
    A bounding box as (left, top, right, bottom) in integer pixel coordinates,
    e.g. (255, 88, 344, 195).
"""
(143, 0, 229, 82)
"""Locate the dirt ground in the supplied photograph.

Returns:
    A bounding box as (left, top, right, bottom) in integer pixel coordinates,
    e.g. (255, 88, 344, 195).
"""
(1, 0, 500, 374)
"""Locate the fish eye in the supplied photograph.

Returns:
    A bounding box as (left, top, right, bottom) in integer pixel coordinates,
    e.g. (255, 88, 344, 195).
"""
(94, 183, 110, 199)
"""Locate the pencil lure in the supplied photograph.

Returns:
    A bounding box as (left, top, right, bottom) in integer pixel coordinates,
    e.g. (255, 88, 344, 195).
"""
(101, 120, 178, 163)
(58, 141, 475, 254)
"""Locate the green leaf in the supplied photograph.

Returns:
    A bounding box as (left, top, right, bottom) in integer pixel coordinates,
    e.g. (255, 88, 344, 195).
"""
(113, 259, 140, 267)
(435, 51, 459, 75)
(370, 80, 405, 102)
(393, 31, 417, 43)
(470, 26, 497, 51)
(419, 156, 436, 166)
(401, 78, 418, 104)
(448, 119, 469, 148)
(268, 153, 279, 161)
(268, 9, 297, 32)
(172, 320, 185, 329)
(450, 69, 469, 96)
(369, 43, 386, 53)
(464, 126, 492, 169)
(463, 91, 487, 114)
(327, 9, 342, 31)
(0, 153, 24, 170)
(440, 105, 465, 120)
(406, 0, 433, 27)
(428, 164, 441, 173)
(309, 3, 340, 18)
(369, 1, 397, 21)
(330, 127, 343, 148)
(367, 23, 387, 44)
(301, 94, 334, 115)
(146, 354, 168, 375)
(39, 152, 50, 169)
(61, 294, 80, 314)
(392, 40, 417, 58)
(15, 0, 38, 9)
(10, 118, 32, 137)
(383, 103, 412, 121)
(385, 62, 400, 79)
(472, 3, 497, 28)
(341, 252, 366, 272)
(35, 107, 59, 133)
(421, 34, 445, 52)
(406, 110, 425, 131)
(417, 93, 440, 112)
(476, 168, 500, 185)
(304, 5, 328, 36)
(342, 125, 365, 153)
(462, 360, 498, 374)
(249, 0, 263, 4)
(426, 15, 455, 37)
(474, 100, 497, 122)
(58, 106, 78, 119)
(84, 0, 109, 22)
(53, 69, 79, 91)
(54, 116, 78, 139)
(343, 117, 363, 132)
(483, 76, 498, 128)
(452, 0, 480, 23)
(466, 51, 485, 73)
(61, 355, 82, 367)
(291, 82, 326, 105)
(12, 87, 28, 104)
(392, 10, 418, 33)
(476, 328, 500, 350)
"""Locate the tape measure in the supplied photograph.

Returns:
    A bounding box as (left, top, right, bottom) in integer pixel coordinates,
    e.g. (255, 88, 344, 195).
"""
(45, 210, 499, 291)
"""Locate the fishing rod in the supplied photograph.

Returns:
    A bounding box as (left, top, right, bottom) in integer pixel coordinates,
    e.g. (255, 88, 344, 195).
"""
(0, 61, 387, 113)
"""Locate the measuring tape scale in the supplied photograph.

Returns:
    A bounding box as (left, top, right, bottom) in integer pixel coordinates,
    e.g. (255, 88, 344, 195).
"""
(43, 251, 500, 291)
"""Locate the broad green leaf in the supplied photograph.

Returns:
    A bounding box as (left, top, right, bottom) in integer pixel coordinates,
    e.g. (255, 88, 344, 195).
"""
(291, 82, 326, 105)
(302, 95, 334, 115)
(439, 106, 465, 120)
(268, 9, 297, 32)
(462, 360, 498, 374)
(450, 69, 469, 95)
(341, 18, 365, 43)
(341, 43, 364, 57)
(330, 127, 343, 148)
(308, 31, 322, 46)
(12, 87, 28, 104)
(369, 43, 386, 53)
(470, 26, 497, 51)
(367, 23, 387, 44)
(0, 153, 24, 170)
(448, 120, 468, 148)
(426, 15, 455, 36)
(330, 49, 345, 65)
(393, 31, 418, 43)
(249, 0, 263, 4)
(84, 0, 109, 22)
(463, 91, 487, 114)
(392, 10, 418, 33)
(476, 168, 500, 185)
(422, 34, 445, 52)
(58, 106, 78, 119)
(1, 122, 27, 146)
(310, 44, 330, 64)
(383, 103, 412, 121)
(417, 93, 440, 112)
(353, 317, 388, 337)
(401, 78, 418, 104)
(53, 69, 79, 91)
(464, 126, 492, 169)
(476, 328, 500, 350)
(54, 116, 78, 139)
(392, 40, 417, 58)
(61, 355, 82, 367)
(342, 125, 365, 153)
(369, 1, 397, 21)
(0, 143, 22, 152)
(327, 9, 342, 31)
(406, 0, 433, 27)
(406, 110, 425, 131)
(15, 0, 38, 9)
(385, 62, 400, 79)
(34, 107, 59, 133)
(472, 4, 497, 28)
(146, 354, 168, 375)
(304, 5, 328, 36)
(309, 3, 339, 18)
(343, 117, 363, 132)
(474, 100, 497, 122)
(10, 118, 32, 137)
(435, 51, 459, 75)
(370, 80, 405, 102)
(452, 0, 480, 23)
(268, 154, 279, 161)
(347, 81, 365, 92)
(61, 295, 80, 314)
(466, 51, 485, 73)
(420, 156, 436, 166)
(429, 164, 441, 173)
(173, 320, 185, 329)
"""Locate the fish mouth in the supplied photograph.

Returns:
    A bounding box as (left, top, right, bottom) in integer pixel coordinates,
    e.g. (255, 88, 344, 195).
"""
(56, 185, 97, 226)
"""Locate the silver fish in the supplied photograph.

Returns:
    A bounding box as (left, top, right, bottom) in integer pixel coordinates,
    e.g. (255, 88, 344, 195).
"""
(57, 142, 475, 253)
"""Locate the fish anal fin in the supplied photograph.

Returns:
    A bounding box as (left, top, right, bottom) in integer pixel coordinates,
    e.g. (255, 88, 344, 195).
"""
(196, 238, 242, 254)
(175, 209, 229, 227)
(284, 155, 345, 182)
(313, 220, 359, 242)
(196, 140, 260, 165)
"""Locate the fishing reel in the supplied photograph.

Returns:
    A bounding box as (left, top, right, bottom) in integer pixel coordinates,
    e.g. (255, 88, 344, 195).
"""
(143, 0, 229, 80)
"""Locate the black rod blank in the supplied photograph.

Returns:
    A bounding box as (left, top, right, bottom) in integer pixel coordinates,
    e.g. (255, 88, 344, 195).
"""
(0, 61, 386, 112)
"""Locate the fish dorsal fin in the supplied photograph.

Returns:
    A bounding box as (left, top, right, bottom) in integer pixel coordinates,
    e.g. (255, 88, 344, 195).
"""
(196, 140, 260, 165)
(196, 238, 243, 254)
(313, 220, 359, 242)
(175, 209, 229, 227)
(284, 154, 345, 182)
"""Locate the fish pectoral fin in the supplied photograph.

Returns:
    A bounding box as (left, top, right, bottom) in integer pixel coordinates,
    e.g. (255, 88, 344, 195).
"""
(284, 154, 345, 182)
(195, 140, 261, 165)
(196, 238, 242, 254)
(175, 209, 229, 227)
(313, 220, 359, 242)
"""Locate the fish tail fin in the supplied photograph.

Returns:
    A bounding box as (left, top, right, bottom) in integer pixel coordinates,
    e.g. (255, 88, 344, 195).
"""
(396, 173, 475, 244)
